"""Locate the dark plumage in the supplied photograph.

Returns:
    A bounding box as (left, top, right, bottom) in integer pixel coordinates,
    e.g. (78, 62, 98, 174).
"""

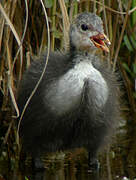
(18, 13, 120, 169)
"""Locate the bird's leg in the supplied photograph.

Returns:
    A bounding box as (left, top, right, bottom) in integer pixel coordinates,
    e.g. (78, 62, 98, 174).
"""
(88, 151, 100, 170)
(32, 156, 45, 170)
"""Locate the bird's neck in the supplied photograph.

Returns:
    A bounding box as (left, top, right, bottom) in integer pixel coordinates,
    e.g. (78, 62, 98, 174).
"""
(69, 48, 101, 64)
(70, 43, 101, 58)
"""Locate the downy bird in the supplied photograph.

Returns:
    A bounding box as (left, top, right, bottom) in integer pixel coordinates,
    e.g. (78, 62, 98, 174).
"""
(18, 12, 120, 169)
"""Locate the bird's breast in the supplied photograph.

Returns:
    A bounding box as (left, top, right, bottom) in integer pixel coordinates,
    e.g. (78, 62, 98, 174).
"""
(44, 61, 109, 116)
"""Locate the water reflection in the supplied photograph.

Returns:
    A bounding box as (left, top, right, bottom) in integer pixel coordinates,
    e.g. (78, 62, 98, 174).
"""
(22, 164, 104, 180)
(0, 132, 136, 180)
(0, 150, 136, 180)
(6, 155, 107, 180)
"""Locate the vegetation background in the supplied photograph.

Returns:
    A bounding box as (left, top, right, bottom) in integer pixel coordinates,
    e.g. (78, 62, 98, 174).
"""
(0, 0, 136, 170)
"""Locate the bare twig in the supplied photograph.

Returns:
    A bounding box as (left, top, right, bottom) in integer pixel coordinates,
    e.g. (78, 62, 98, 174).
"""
(3, 119, 14, 145)
(69, 1, 74, 23)
(110, 14, 119, 62)
(51, 0, 56, 51)
(117, 0, 124, 21)
(17, 0, 51, 146)
(0, 2, 23, 81)
(58, 0, 70, 51)
(0, 17, 5, 51)
(0, 2, 20, 118)
(112, 0, 132, 72)
(12, 0, 28, 74)
(7, 44, 19, 118)
(80, 0, 136, 15)
(102, 0, 110, 67)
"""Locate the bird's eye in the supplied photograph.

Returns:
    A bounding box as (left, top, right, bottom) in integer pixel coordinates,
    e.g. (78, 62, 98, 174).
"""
(81, 24, 88, 31)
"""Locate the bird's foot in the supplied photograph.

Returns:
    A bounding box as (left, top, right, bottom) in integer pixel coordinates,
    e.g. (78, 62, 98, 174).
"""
(88, 158, 100, 171)
(32, 157, 45, 171)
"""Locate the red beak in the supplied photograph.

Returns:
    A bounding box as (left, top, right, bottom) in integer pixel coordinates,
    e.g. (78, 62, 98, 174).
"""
(90, 33, 111, 52)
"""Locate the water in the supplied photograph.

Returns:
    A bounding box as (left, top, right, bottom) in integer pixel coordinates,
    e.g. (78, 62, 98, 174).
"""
(0, 129, 136, 180)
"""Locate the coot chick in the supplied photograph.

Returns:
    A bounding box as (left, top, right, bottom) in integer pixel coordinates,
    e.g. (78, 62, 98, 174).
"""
(18, 12, 119, 169)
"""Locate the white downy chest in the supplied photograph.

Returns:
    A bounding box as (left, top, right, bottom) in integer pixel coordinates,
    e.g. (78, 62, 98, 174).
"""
(45, 61, 109, 115)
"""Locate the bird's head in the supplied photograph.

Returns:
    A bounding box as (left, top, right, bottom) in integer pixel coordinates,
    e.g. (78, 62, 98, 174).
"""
(69, 13, 111, 53)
